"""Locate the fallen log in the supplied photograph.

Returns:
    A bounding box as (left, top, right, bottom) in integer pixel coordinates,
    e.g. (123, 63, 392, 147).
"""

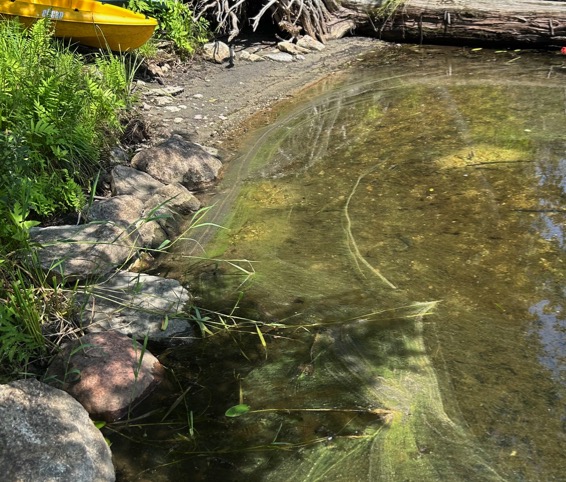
(198, 0, 566, 48)
(333, 0, 566, 47)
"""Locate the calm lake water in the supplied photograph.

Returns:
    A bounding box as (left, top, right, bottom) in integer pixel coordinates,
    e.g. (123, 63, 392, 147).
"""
(111, 45, 566, 481)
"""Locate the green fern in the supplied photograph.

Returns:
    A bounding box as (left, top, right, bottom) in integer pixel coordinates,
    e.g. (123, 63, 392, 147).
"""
(0, 18, 141, 373)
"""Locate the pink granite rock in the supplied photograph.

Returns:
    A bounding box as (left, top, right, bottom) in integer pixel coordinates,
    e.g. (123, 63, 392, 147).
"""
(46, 331, 165, 421)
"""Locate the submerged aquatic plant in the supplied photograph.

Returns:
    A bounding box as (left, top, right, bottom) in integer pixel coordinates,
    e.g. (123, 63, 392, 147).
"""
(344, 166, 397, 289)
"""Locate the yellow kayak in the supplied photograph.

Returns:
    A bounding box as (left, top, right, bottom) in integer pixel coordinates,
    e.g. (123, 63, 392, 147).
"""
(0, 0, 157, 51)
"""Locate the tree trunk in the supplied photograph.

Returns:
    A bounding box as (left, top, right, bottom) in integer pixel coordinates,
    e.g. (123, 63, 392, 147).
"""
(332, 0, 566, 47)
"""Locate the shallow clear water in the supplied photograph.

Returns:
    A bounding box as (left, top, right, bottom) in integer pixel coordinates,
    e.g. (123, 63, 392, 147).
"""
(111, 46, 566, 481)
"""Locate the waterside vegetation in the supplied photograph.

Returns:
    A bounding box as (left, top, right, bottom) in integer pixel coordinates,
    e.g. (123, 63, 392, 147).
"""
(0, 19, 131, 374)
(0, 15, 210, 379)
(127, 0, 209, 58)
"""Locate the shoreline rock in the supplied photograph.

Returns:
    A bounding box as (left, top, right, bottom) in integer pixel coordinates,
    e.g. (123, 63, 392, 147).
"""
(0, 379, 115, 481)
(45, 331, 166, 422)
(78, 271, 193, 344)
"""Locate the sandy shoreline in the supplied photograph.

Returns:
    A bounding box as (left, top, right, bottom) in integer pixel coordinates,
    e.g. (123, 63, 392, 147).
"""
(139, 36, 389, 151)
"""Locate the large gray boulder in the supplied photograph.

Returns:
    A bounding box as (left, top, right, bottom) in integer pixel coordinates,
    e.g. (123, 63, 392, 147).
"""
(45, 331, 165, 422)
(0, 379, 115, 481)
(87, 194, 146, 226)
(111, 165, 164, 199)
(91, 167, 202, 248)
(78, 271, 194, 344)
(30, 223, 139, 282)
(143, 183, 202, 241)
(131, 134, 222, 190)
(146, 182, 202, 217)
(109, 166, 202, 216)
(85, 195, 168, 249)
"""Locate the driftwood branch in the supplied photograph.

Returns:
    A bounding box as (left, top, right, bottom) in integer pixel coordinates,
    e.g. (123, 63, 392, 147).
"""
(250, 0, 279, 32)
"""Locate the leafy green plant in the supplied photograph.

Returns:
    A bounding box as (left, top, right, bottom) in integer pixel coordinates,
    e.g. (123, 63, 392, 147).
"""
(136, 38, 159, 59)
(0, 19, 133, 220)
(0, 19, 139, 375)
(225, 403, 251, 418)
(128, 0, 210, 58)
(0, 297, 45, 368)
(371, 0, 405, 31)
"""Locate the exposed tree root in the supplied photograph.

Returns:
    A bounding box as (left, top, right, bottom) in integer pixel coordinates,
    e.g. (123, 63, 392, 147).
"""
(195, 0, 346, 41)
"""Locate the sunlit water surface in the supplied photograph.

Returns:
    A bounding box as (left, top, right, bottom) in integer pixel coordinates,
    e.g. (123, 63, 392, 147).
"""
(111, 46, 566, 481)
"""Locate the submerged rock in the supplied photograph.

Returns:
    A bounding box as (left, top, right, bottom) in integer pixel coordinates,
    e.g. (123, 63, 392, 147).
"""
(0, 379, 115, 481)
(45, 331, 165, 422)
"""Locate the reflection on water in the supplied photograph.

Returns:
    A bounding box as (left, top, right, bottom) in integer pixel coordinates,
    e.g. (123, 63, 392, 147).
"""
(529, 299, 566, 382)
(531, 155, 566, 387)
(111, 46, 566, 481)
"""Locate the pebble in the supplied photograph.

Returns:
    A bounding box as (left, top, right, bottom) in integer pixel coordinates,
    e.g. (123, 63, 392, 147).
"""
(149, 86, 184, 97)
(265, 52, 294, 63)
(154, 97, 173, 106)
